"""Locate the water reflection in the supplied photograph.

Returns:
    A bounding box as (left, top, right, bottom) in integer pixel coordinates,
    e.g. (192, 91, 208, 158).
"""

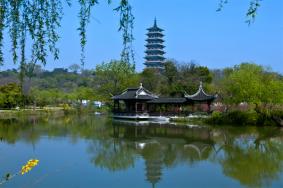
(0, 115, 283, 188)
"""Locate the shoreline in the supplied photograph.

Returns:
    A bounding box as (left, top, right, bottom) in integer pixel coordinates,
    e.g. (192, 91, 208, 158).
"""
(0, 107, 77, 119)
(1, 109, 283, 127)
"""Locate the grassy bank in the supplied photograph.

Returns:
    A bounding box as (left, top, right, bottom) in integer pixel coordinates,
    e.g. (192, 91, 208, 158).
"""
(0, 107, 66, 119)
(0, 106, 110, 119)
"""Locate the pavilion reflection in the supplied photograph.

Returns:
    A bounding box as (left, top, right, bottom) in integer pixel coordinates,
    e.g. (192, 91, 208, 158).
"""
(112, 121, 215, 187)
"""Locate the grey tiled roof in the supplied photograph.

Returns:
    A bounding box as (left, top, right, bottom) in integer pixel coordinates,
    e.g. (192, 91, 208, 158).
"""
(185, 82, 216, 101)
(112, 82, 216, 102)
(112, 85, 158, 100)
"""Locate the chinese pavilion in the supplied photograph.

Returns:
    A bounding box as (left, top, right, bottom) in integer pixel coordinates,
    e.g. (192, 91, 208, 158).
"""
(144, 18, 166, 69)
(112, 82, 216, 119)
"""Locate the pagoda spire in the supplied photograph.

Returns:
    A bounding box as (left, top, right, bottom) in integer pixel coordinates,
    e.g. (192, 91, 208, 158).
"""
(154, 17, 157, 27)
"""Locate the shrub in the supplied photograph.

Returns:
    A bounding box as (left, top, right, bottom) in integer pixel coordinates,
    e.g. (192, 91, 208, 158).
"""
(246, 110, 259, 125)
(206, 111, 224, 124)
(206, 108, 283, 126)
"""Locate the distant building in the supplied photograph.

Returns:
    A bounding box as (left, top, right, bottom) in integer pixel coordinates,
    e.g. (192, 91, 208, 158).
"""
(94, 101, 103, 108)
(81, 100, 90, 107)
(144, 18, 166, 70)
(80, 100, 104, 108)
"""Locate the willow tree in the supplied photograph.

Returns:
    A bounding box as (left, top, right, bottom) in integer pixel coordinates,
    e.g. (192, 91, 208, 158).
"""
(217, 0, 262, 25)
(0, 0, 134, 92)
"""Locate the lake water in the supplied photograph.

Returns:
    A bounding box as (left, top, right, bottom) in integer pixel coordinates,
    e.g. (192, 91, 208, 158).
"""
(0, 115, 283, 188)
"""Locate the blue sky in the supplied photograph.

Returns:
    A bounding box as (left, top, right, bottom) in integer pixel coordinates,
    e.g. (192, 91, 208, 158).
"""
(1, 0, 283, 73)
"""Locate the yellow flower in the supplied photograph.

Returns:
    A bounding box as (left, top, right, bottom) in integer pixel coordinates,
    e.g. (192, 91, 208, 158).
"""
(21, 159, 39, 175)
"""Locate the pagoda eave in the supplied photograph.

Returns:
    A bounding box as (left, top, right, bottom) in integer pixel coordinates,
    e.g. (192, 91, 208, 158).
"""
(147, 38, 164, 41)
(147, 28, 164, 32)
(145, 45, 165, 48)
(146, 33, 164, 37)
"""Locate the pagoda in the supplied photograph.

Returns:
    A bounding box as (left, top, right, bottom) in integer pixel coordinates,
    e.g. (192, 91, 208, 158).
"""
(144, 18, 166, 69)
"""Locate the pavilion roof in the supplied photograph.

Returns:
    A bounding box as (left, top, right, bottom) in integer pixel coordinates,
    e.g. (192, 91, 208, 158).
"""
(185, 82, 216, 101)
(112, 83, 158, 100)
(112, 82, 216, 102)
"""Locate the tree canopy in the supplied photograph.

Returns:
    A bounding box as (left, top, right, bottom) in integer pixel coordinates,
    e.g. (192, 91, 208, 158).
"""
(0, 83, 22, 108)
(218, 63, 283, 104)
(94, 60, 138, 101)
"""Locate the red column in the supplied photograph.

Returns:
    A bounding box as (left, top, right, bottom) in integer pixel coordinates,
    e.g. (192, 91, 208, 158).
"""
(207, 101, 211, 113)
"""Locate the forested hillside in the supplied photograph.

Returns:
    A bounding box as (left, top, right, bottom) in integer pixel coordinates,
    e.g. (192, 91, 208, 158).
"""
(0, 60, 282, 109)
